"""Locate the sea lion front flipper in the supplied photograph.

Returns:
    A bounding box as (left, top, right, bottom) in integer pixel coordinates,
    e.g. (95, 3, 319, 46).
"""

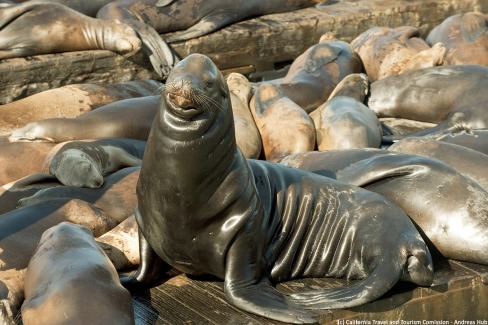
(223, 230, 317, 324)
(155, 0, 175, 7)
(124, 19, 178, 79)
(165, 10, 236, 43)
(120, 209, 170, 286)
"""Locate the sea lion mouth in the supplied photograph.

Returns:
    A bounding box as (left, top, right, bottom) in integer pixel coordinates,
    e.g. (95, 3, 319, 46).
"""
(166, 92, 203, 118)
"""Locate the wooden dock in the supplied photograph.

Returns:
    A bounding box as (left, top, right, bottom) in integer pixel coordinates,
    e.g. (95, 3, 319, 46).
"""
(0, 0, 486, 104)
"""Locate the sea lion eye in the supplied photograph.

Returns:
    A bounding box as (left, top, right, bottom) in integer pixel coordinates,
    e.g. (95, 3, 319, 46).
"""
(206, 81, 214, 88)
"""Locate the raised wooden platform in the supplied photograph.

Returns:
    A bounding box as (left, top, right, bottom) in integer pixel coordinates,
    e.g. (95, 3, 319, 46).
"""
(0, 0, 486, 104)
(132, 258, 488, 324)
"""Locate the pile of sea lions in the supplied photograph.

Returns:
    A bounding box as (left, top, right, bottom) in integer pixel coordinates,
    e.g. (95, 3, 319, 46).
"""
(0, 6, 487, 325)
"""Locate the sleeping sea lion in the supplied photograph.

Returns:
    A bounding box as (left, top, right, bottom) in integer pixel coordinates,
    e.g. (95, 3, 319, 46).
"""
(122, 53, 434, 324)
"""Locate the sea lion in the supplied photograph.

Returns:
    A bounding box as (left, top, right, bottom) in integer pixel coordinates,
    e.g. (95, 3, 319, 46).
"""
(226, 73, 262, 159)
(47, 138, 145, 188)
(309, 73, 382, 150)
(9, 96, 160, 143)
(282, 150, 488, 264)
(0, 199, 117, 323)
(426, 12, 488, 66)
(18, 166, 140, 223)
(122, 53, 434, 323)
(0, 79, 161, 135)
(429, 129, 488, 156)
(350, 26, 445, 81)
(264, 40, 363, 113)
(250, 83, 316, 162)
(0, 140, 55, 185)
(96, 0, 323, 43)
(29, 0, 114, 17)
(367, 65, 488, 139)
(389, 137, 488, 191)
(22, 222, 135, 325)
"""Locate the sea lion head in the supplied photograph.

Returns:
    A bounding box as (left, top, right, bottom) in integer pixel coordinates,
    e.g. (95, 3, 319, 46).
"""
(51, 149, 104, 188)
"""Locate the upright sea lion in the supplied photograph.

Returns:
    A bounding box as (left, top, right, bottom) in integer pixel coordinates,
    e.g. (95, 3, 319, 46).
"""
(367, 65, 488, 139)
(9, 96, 160, 143)
(122, 53, 434, 323)
(350, 26, 445, 81)
(310, 73, 382, 150)
(22, 222, 135, 325)
(426, 12, 488, 66)
(250, 83, 316, 162)
(0, 79, 161, 135)
(96, 0, 324, 43)
(265, 40, 363, 113)
(47, 138, 145, 188)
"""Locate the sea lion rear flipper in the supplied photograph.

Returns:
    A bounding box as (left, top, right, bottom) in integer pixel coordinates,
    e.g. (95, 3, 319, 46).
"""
(120, 209, 170, 286)
(125, 20, 178, 79)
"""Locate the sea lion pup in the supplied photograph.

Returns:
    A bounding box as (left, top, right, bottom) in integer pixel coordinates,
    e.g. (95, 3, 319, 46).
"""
(22, 222, 135, 325)
(309, 73, 382, 151)
(250, 83, 316, 162)
(350, 26, 445, 81)
(389, 137, 488, 192)
(122, 53, 434, 324)
(47, 138, 145, 188)
(9, 96, 160, 143)
(0, 2, 141, 59)
(0, 79, 161, 135)
(226, 73, 262, 159)
(426, 12, 488, 66)
(96, 0, 323, 43)
(367, 65, 488, 140)
(18, 167, 140, 223)
(263, 40, 363, 113)
(0, 199, 117, 324)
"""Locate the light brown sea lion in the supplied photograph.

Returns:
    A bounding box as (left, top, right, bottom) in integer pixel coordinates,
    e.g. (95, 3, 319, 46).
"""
(226, 73, 262, 159)
(97, 214, 140, 270)
(367, 65, 488, 139)
(264, 40, 363, 113)
(22, 222, 135, 325)
(122, 53, 434, 324)
(96, 0, 323, 43)
(350, 26, 445, 81)
(0, 79, 161, 135)
(18, 167, 140, 223)
(310, 73, 382, 150)
(389, 137, 488, 191)
(250, 83, 316, 162)
(0, 199, 117, 323)
(426, 12, 488, 66)
(9, 96, 160, 143)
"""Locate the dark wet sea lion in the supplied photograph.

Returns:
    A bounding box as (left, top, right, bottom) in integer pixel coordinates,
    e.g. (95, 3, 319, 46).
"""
(426, 12, 488, 66)
(283, 150, 488, 264)
(250, 83, 316, 162)
(22, 222, 134, 325)
(47, 138, 145, 188)
(123, 53, 434, 323)
(9, 96, 160, 143)
(350, 26, 445, 81)
(309, 73, 382, 150)
(0, 2, 141, 59)
(96, 0, 323, 43)
(367, 65, 488, 138)
(389, 137, 488, 191)
(266, 40, 363, 113)
(0, 79, 161, 135)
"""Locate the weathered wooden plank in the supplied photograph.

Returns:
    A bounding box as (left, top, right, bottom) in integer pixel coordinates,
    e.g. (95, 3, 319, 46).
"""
(0, 0, 483, 104)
